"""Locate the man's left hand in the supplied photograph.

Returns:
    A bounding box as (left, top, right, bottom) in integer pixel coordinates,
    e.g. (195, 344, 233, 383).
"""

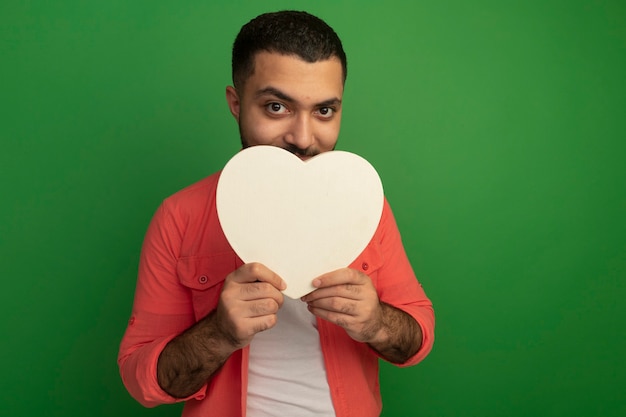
(301, 268, 383, 344)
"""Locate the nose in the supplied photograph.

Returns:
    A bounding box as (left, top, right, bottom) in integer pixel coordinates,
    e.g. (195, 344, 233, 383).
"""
(284, 114, 314, 151)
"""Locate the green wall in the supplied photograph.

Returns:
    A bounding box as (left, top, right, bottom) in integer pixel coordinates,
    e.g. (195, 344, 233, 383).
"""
(2, 1, 625, 416)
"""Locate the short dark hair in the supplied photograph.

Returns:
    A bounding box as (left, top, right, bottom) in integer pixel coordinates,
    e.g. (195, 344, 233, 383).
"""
(232, 10, 347, 89)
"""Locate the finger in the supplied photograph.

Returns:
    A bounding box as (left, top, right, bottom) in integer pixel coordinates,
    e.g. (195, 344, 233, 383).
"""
(228, 313, 279, 343)
(302, 269, 370, 303)
(244, 297, 281, 319)
(222, 264, 285, 307)
(302, 283, 363, 303)
(231, 262, 287, 291)
(236, 281, 285, 306)
(249, 314, 279, 334)
(306, 296, 358, 316)
(311, 268, 366, 290)
(307, 304, 353, 329)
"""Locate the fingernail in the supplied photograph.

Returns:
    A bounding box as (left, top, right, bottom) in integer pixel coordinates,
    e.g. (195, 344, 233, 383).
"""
(312, 278, 321, 288)
(281, 279, 287, 290)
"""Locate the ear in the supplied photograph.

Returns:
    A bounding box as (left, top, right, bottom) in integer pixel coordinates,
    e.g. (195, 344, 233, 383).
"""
(225, 86, 241, 121)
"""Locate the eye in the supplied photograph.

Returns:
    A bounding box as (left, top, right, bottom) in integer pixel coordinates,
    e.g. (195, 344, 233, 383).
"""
(266, 102, 289, 115)
(316, 107, 335, 119)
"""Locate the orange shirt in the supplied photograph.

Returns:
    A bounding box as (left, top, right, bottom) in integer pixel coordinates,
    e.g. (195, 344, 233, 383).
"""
(118, 172, 434, 417)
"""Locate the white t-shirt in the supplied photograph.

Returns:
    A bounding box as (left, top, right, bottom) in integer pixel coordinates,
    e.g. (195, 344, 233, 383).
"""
(246, 296, 336, 417)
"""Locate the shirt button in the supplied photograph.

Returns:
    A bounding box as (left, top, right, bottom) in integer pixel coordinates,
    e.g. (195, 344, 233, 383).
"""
(199, 275, 208, 284)
(128, 317, 135, 325)
(362, 262, 369, 271)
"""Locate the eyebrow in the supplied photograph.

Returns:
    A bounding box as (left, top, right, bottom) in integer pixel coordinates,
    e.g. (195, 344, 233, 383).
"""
(255, 86, 342, 107)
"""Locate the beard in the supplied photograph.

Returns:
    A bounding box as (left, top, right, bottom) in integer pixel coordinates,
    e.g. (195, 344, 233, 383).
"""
(239, 127, 328, 158)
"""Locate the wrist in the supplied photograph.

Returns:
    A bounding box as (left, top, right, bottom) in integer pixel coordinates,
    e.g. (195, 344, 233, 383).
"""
(366, 303, 391, 345)
(202, 310, 243, 355)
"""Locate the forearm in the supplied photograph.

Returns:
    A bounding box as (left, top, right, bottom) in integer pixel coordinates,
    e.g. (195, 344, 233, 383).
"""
(156, 310, 238, 398)
(367, 302, 422, 364)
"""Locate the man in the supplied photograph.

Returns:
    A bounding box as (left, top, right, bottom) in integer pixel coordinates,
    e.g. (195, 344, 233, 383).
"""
(118, 10, 434, 417)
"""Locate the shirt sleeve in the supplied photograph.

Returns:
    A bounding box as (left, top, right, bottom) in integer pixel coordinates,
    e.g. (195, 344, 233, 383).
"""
(117, 202, 208, 407)
(375, 199, 435, 367)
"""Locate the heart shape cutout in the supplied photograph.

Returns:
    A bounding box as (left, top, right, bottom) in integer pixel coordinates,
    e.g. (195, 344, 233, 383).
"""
(216, 146, 384, 298)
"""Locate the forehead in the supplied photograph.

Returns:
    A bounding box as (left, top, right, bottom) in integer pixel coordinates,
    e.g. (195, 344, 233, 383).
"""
(244, 52, 344, 102)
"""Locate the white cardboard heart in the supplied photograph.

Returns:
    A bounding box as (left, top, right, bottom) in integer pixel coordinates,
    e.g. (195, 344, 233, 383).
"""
(216, 145, 384, 299)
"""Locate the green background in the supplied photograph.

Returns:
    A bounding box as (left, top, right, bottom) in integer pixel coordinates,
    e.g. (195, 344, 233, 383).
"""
(1, 1, 625, 416)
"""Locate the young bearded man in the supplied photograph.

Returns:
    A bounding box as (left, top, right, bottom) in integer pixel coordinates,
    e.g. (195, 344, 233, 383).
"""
(118, 10, 435, 417)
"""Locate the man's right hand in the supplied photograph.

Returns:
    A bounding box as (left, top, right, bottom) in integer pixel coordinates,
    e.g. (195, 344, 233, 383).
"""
(215, 262, 287, 348)
(157, 262, 285, 398)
